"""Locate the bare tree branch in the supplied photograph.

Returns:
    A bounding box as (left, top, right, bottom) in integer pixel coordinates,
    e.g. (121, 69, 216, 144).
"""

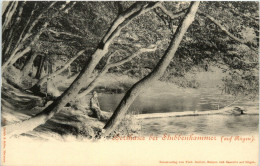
(15, 1, 26, 24)
(6, 22, 49, 69)
(102, 2, 160, 47)
(2, 1, 18, 32)
(2, 1, 13, 17)
(9, 3, 36, 56)
(106, 51, 119, 64)
(102, 2, 147, 44)
(34, 49, 86, 87)
(2, 2, 73, 72)
(197, 11, 258, 52)
(48, 29, 85, 39)
(107, 46, 157, 69)
(3, 2, 26, 55)
(103, 1, 200, 136)
(158, 4, 187, 20)
(22, 2, 57, 42)
(158, 4, 257, 52)
(78, 45, 157, 98)
(2, 2, 22, 55)
(64, 2, 77, 13)
(3, 1, 159, 137)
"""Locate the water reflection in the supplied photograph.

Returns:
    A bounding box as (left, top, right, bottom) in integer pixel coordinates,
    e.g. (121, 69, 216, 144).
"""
(141, 114, 258, 136)
(99, 90, 258, 114)
(98, 87, 259, 135)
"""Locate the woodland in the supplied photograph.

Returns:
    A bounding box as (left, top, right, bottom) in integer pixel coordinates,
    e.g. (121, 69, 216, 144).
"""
(1, 1, 259, 140)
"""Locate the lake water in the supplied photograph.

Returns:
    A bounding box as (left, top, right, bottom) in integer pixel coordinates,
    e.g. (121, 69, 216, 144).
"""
(98, 86, 259, 136)
(2, 81, 259, 139)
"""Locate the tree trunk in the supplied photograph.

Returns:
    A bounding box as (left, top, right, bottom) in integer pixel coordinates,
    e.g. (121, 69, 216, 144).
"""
(103, 1, 200, 136)
(68, 65, 71, 76)
(35, 55, 46, 79)
(78, 47, 156, 98)
(30, 2, 158, 92)
(3, 2, 158, 137)
(1, 2, 57, 73)
(31, 50, 85, 91)
(4, 49, 106, 136)
(2, 1, 18, 32)
(21, 53, 38, 77)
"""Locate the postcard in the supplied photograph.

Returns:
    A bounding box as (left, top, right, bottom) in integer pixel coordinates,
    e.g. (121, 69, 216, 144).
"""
(1, 1, 259, 166)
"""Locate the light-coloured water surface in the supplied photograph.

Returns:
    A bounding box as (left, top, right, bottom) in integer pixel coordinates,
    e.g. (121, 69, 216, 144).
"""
(99, 86, 259, 136)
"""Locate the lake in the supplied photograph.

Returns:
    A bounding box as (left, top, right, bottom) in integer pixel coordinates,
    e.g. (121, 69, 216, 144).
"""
(98, 86, 259, 136)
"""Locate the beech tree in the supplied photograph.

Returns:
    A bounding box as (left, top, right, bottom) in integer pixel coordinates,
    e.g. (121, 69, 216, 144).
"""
(3, 1, 160, 136)
(2, 1, 258, 137)
(103, 1, 200, 136)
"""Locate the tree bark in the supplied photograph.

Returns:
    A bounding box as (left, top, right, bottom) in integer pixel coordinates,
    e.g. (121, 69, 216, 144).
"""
(103, 1, 200, 136)
(21, 53, 38, 77)
(35, 55, 46, 79)
(31, 50, 85, 90)
(78, 47, 157, 98)
(2, 2, 76, 74)
(3, 2, 158, 137)
(2, 2, 26, 60)
(2, 2, 60, 73)
(158, 4, 258, 53)
(197, 11, 257, 52)
(2, 1, 18, 32)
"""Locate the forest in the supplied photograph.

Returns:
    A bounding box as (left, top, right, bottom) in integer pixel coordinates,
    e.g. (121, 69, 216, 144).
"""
(1, 1, 259, 140)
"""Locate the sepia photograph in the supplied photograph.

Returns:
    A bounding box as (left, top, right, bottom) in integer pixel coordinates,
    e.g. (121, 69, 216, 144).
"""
(1, 1, 259, 165)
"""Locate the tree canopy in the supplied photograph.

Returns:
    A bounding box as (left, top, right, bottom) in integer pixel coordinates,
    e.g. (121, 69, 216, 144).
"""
(2, 1, 259, 137)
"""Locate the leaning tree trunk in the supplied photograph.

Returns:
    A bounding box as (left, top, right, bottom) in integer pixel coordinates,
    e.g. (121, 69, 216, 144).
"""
(30, 50, 85, 91)
(1, 2, 68, 73)
(2, 1, 19, 32)
(3, 2, 159, 137)
(77, 46, 157, 98)
(21, 53, 38, 77)
(35, 55, 46, 79)
(103, 1, 200, 136)
(3, 49, 106, 136)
